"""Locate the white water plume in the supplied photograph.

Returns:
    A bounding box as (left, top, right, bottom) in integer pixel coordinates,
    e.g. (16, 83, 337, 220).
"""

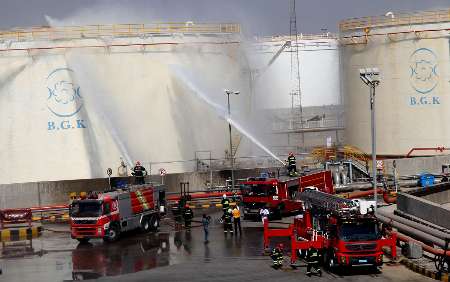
(171, 65, 285, 166)
(226, 117, 285, 165)
(65, 52, 134, 168)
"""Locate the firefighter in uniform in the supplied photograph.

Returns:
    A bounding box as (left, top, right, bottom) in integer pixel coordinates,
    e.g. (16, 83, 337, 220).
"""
(271, 243, 284, 269)
(183, 204, 194, 230)
(221, 194, 230, 214)
(131, 161, 147, 185)
(222, 208, 233, 233)
(306, 247, 322, 277)
(286, 152, 297, 176)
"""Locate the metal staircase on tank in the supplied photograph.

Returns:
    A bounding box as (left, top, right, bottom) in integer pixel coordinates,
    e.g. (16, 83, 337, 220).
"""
(312, 145, 371, 183)
(341, 145, 371, 179)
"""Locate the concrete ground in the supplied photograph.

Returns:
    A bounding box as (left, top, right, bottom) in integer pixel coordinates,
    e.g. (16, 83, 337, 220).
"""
(0, 211, 434, 282)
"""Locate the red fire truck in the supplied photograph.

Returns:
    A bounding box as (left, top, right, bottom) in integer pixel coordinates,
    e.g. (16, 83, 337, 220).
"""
(241, 171, 333, 220)
(70, 185, 164, 243)
(264, 189, 397, 270)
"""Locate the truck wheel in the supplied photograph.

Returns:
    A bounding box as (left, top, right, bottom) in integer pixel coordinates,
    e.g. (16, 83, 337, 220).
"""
(104, 224, 120, 242)
(326, 251, 337, 271)
(141, 217, 151, 233)
(149, 216, 159, 232)
(76, 238, 90, 244)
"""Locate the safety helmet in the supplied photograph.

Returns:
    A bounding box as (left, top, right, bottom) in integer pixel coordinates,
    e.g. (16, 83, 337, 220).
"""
(136, 161, 141, 166)
(278, 243, 284, 249)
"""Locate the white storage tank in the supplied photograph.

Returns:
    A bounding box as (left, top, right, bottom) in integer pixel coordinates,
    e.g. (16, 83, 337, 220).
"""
(0, 23, 249, 184)
(341, 10, 450, 156)
(250, 34, 341, 109)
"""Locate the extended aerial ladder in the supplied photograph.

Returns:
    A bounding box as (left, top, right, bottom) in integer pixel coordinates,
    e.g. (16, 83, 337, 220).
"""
(298, 189, 359, 216)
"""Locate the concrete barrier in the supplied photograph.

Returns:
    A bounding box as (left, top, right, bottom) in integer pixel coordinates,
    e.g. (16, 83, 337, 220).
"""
(397, 183, 450, 230)
(0, 167, 270, 209)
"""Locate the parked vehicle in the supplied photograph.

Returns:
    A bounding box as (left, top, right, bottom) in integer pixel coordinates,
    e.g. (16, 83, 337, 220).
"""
(70, 185, 165, 243)
(241, 171, 333, 220)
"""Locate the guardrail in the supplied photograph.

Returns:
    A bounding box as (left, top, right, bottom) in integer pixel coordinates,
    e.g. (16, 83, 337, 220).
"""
(254, 33, 337, 42)
(340, 9, 450, 31)
(0, 22, 240, 42)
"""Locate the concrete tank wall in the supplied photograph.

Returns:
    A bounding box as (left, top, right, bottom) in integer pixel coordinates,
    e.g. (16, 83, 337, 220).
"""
(341, 18, 450, 156)
(0, 32, 252, 184)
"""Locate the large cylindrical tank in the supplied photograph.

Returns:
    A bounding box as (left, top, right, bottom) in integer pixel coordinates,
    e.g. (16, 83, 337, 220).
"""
(341, 10, 450, 156)
(0, 23, 250, 184)
(250, 35, 341, 109)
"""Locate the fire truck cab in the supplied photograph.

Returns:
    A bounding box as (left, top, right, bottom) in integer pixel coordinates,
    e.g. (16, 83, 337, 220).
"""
(241, 171, 333, 220)
(70, 185, 164, 243)
(294, 190, 395, 269)
(242, 176, 301, 220)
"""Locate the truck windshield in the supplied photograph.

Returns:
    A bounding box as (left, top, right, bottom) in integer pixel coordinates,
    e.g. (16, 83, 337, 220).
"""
(339, 220, 380, 242)
(242, 184, 277, 196)
(70, 202, 102, 217)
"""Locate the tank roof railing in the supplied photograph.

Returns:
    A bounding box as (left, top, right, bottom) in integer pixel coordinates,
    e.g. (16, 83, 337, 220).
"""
(0, 22, 241, 42)
(254, 33, 338, 42)
(340, 9, 450, 32)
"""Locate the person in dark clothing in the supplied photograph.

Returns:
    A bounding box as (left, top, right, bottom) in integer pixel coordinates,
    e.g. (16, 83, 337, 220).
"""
(221, 194, 230, 214)
(131, 161, 147, 185)
(286, 152, 297, 177)
(271, 243, 284, 269)
(306, 247, 321, 277)
(222, 209, 233, 233)
(202, 214, 211, 243)
(183, 205, 194, 230)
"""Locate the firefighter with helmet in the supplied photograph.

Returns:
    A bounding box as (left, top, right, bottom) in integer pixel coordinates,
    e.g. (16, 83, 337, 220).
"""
(222, 208, 233, 233)
(286, 152, 297, 177)
(221, 194, 230, 214)
(132, 161, 147, 185)
(183, 204, 194, 230)
(306, 247, 322, 277)
(271, 243, 284, 269)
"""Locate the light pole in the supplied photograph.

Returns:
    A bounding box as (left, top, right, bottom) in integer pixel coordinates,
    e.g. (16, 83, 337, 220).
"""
(225, 89, 240, 191)
(359, 68, 380, 212)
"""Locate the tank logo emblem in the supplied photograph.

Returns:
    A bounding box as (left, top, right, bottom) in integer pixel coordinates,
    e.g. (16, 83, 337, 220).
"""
(46, 68, 87, 131)
(409, 48, 438, 94)
(46, 68, 83, 117)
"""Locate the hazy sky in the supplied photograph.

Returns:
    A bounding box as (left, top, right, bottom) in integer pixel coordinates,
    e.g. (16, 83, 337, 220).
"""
(1, 0, 448, 35)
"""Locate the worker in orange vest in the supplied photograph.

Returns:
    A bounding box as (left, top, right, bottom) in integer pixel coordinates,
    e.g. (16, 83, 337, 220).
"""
(232, 206, 241, 234)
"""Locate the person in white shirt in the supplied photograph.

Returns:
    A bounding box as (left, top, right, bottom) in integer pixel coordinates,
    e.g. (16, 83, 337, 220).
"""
(260, 207, 270, 223)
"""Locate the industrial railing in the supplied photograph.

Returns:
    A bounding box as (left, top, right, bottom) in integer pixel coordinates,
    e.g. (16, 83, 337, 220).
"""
(0, 22, 240, 42)
(340, 9, 450, 31)
(255, 32, 337, 42)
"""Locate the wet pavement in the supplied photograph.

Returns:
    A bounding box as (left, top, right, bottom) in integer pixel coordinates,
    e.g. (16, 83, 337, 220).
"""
(0, 211, 433, 282)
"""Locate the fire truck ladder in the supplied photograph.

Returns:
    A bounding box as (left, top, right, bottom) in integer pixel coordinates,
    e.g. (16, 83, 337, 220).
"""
(298, 189, 358, 216)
